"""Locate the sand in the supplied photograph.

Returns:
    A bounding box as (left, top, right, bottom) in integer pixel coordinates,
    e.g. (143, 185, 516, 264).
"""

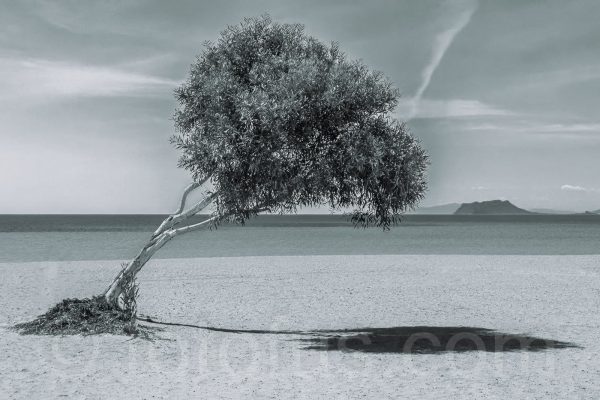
(1, 255, 599, 399)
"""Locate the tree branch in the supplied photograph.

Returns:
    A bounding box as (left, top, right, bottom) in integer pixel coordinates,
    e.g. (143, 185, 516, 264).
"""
(152, 177, 214, 238)
(175, 175, 211, 214)
(145, 215, 218, 255)
(171, 215, 219, 236)
(174, 183, 198, 214)
(152, 206, 270, 252)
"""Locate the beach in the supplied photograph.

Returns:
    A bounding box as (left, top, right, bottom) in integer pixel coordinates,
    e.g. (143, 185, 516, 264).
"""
(3, 0, 600, 398)
(1, 255, 598, 399)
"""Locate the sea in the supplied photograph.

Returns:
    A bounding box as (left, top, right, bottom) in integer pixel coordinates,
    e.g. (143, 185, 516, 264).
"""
(1, 214, 599, 263)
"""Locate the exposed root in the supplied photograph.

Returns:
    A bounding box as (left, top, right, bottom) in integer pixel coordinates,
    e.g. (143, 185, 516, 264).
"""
(13, 296, 156, 337)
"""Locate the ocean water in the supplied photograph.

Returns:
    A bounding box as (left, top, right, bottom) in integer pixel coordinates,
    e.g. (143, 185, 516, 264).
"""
(1, 214, 599, 262)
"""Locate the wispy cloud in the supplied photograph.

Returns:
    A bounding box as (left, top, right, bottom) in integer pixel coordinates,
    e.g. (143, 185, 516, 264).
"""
(0, 57, 179, 100)
(528, 123, 600, 133)
(561, 185, 599, 193)
(30, 0, 145, 35)
(561, 184, 586, 192)
(398, 98, 511, 119)
(522, 65, 600, 90)
(407, 0, 479, 120)
(466, 122, 600, 134)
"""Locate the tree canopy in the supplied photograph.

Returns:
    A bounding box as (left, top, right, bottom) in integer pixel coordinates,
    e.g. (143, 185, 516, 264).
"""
(172, 15, 428, 229)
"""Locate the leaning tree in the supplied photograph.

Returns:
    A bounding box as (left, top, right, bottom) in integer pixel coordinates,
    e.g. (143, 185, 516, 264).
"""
(18, 15, 428, 335)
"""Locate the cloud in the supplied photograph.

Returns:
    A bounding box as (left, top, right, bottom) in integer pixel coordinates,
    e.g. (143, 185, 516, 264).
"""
(561, 184, 599, 193)
(530, 123, 600, 133)
(30, 0, 145, 35)
(466, 122, 600, 134)
(398, 98, 511, 119)
(561, 184, 586, 192)
(408, 0, 479, 120)
(522, 65, 600, 90)
(0, 57, 179, 100)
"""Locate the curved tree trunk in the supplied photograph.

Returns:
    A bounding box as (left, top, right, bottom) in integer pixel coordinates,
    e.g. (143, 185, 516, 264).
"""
(103, 180, 216, 308)
(103, 233, 172, 307)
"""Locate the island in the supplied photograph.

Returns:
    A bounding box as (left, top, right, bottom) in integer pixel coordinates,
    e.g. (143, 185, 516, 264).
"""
(454, 200, 534, 215)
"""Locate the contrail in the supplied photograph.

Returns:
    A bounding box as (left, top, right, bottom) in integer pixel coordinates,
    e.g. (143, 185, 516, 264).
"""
(408, 0, 478, 120)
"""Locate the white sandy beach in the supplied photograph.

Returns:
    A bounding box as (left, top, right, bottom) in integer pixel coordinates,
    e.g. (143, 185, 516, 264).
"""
(1, 255, 599, 399)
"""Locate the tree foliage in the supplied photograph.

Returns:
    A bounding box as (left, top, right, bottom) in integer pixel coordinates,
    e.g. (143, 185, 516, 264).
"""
(172, 15, 428, 229)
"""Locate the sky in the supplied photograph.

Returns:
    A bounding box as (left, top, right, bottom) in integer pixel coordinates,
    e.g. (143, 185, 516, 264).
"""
(1, 0, 599, 213)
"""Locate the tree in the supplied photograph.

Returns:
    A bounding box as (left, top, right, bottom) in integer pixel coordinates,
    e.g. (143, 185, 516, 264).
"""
(105, 14, 428, 307)
(18, 15, 428, 335)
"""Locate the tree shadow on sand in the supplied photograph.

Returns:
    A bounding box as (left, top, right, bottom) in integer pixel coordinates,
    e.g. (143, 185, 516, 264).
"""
(298, 326, 580, 354)
(138, 318, 579, 353)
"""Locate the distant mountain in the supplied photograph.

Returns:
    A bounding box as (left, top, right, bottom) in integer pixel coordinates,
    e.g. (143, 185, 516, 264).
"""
(410, 203, 461, 215)
(454, 200, 534, 215)
(593, 210, 600, 214)
(529, 208, 576, 215)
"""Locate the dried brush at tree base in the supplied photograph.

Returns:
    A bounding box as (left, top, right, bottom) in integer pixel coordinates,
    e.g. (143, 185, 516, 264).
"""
(14, 296, 134, 335)
(13, 264, 154, 337)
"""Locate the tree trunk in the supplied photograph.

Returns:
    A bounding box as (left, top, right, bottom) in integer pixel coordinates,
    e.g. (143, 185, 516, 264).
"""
(103, 233, 173, 307)
(103, 180, 216, 309)
(101, 179, 267, 309)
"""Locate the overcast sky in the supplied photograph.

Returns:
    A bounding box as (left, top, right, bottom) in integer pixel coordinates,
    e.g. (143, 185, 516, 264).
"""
(1, 0, 599, 213)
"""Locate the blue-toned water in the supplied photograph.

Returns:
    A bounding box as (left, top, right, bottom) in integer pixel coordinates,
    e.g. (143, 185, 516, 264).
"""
(1, 214, 599, 262)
